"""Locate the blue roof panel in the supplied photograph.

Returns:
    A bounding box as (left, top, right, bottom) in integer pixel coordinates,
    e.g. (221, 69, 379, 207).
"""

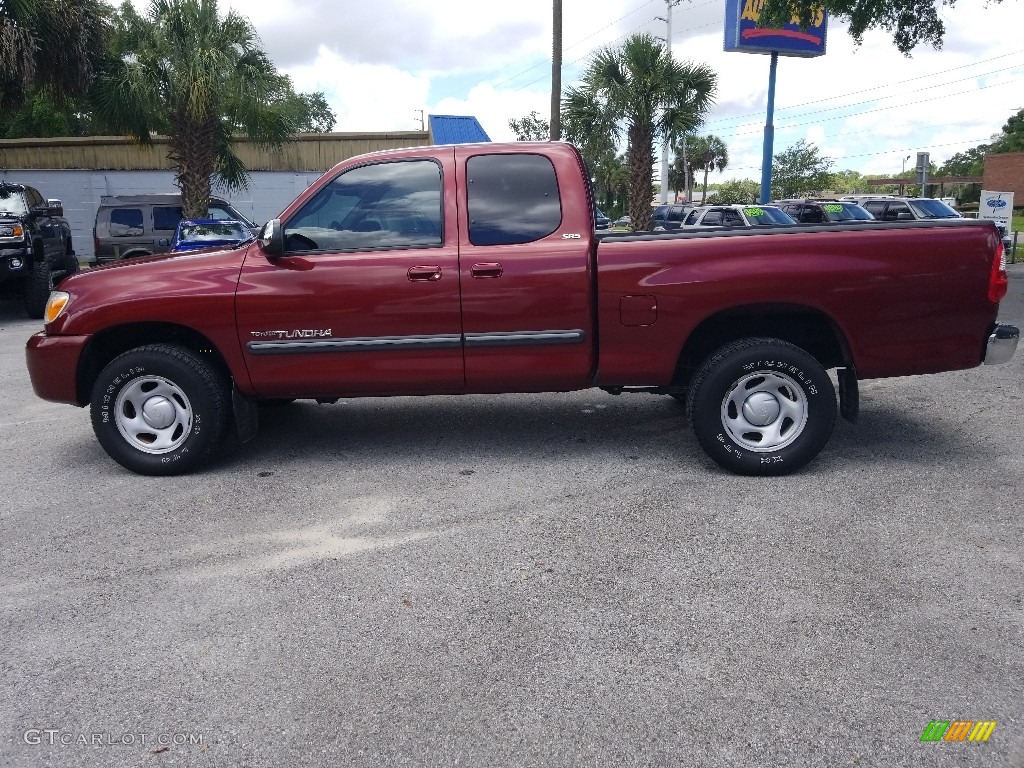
(429, 115, 491, 145)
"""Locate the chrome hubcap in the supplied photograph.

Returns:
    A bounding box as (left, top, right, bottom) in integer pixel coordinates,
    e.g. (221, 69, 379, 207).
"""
(114, 375, 193, 454)
(721, 371, 808, 452)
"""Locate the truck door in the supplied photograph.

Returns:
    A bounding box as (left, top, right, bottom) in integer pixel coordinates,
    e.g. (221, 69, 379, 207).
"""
(454, 146, 596, 392)
(235, 150, 464, 398)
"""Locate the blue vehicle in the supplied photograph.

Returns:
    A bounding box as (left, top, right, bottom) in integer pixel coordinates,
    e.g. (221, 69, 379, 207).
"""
(171, 218, 253, 253)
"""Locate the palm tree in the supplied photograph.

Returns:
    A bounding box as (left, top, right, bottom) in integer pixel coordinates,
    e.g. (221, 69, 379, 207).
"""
(94, 0, 295, 217)
(688, 134, 729, 204)
(0, 0, 109, 109)
(563, 33, 716, 231)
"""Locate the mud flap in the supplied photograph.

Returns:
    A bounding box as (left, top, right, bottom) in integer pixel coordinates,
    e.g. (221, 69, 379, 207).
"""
(232, 385, 259, 442)
(838, 367, 859, 424)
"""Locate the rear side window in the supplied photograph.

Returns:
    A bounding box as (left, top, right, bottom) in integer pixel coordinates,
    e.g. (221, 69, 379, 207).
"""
(109, 208, 144, 237)
(467, 154, 561, 246)
(153, 206, 183, 231)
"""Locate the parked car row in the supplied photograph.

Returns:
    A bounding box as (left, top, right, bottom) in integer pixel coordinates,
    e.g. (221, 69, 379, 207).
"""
(600, 196, 988, 233)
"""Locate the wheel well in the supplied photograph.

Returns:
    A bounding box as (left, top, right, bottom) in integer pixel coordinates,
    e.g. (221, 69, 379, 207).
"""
(673, 305, 851, 389)
(119, 249, 153, 260)
(76, 323, 231, 405)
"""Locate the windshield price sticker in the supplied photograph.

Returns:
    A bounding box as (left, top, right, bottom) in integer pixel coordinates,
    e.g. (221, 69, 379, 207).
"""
(822, 204, 843, 212)
(744, 207, 765, 217)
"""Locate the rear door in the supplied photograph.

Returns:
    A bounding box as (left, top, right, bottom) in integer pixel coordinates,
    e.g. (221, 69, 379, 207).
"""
(454, 145, 596, 392)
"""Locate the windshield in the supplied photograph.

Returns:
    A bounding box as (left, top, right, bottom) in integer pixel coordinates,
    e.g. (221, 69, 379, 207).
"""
(742, 206, 796, 225)
(0, 189, 28, 216)
(822, 203, 874, 221)
(908, 199, 961, 219)
(179, 222, 250, 242)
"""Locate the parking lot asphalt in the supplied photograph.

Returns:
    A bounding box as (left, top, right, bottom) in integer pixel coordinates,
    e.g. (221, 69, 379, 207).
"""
(1, 266, 1022, 768)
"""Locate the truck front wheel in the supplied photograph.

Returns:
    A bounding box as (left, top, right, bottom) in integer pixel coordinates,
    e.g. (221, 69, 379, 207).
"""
(90, 345, 230, 475)
(23, 259, 52, 319)
(686, 338, 836, 476)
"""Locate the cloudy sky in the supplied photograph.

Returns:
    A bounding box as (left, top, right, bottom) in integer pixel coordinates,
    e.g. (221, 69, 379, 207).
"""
(133, 0, 1024, 182)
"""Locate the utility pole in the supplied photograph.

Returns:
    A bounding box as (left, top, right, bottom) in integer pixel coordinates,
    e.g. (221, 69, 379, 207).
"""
(658, 1, 674, 204)
(550, 0, 562, 141)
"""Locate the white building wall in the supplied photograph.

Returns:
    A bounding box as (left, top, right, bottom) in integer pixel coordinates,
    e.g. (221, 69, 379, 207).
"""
(0, 169, 323, 262)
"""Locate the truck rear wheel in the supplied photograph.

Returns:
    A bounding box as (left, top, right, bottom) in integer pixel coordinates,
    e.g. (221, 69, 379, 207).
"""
(23, 259, 52, 319)
(686, 338, 836, 476)
(90, 344, 230, 475)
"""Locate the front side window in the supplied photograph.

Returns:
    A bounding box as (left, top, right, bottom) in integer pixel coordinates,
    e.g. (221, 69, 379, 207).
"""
(109, 208, 144, 237)
(467, 154, 561, 246)
(285, 159, 442, 252)
(683, 210, 700, 225)
(884, 203, 912, 221)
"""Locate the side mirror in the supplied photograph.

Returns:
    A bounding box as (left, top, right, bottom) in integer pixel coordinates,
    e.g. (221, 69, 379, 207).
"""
(260, 219, 284, 258)
(896, 212, 913, 221)
(46, 199, 64, 217)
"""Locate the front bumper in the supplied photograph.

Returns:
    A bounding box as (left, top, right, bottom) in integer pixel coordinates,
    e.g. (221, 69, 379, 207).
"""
(984, 323, 1019, 365)
(25, 333, 90, 405)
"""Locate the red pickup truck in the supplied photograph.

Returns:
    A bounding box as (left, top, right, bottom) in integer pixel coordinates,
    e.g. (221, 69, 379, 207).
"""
(25, 142, 1018, 476)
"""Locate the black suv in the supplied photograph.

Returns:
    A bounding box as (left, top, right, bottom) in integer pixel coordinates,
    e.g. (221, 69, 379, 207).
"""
(0, 182, 77, 318)
(775, 198, 874, 223)
(650, 203, 694, 231)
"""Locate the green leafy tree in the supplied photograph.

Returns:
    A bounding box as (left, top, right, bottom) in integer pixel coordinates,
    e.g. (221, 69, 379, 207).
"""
(278, 88, 336, 134)
(771, 140, 834, 199)
(829, 169, 866, 195)
(562, 33, 716, 231)
(0, 0, 109, 109)
(508, 110, 550, 142)
(687, 134, 729, 204)
(989, 108, 1024, 153)
(711, 179, 760, 204)
(758, 0, 1003, 54)
(94, 0, 300, 218)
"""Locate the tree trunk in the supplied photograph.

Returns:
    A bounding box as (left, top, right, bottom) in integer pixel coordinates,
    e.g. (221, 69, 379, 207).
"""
(167, 113, 218, 219)
(627, 123, 654, 231)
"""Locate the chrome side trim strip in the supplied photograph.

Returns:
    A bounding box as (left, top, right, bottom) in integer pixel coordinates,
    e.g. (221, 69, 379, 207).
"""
(464, 330, 586, 347)
(247, 329, 587, 355)
(247, 334, 462, 355)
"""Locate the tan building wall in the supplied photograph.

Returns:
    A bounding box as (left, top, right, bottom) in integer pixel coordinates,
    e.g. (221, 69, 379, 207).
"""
(983, 152, 1024, 200)
(0, 131, 430, 172)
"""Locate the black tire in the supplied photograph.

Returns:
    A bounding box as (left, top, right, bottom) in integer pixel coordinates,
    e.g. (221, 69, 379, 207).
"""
(90, 344, 231, 475)
(686, 338, 836, 476)
(62, 247, 79, 276)
(23, 259, 52, 319)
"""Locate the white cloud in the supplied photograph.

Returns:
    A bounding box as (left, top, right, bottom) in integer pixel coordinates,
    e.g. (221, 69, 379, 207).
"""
(125, 0, 1024, 184)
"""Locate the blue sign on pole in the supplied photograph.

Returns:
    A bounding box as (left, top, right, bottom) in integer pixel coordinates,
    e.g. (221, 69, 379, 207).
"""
(724, 0, 828, 58)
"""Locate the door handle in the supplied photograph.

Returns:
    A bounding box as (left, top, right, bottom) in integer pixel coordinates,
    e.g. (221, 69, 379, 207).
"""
(471, 262, 503, 278)
(408, 265, 442, 281)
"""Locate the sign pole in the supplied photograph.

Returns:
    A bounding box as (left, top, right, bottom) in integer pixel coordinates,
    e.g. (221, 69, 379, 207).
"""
(759, 51, 778, 204)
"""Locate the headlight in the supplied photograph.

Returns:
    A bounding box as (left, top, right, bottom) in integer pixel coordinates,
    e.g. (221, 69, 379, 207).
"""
(0, 223, 24, 238)
(44, 292, 70, 324)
